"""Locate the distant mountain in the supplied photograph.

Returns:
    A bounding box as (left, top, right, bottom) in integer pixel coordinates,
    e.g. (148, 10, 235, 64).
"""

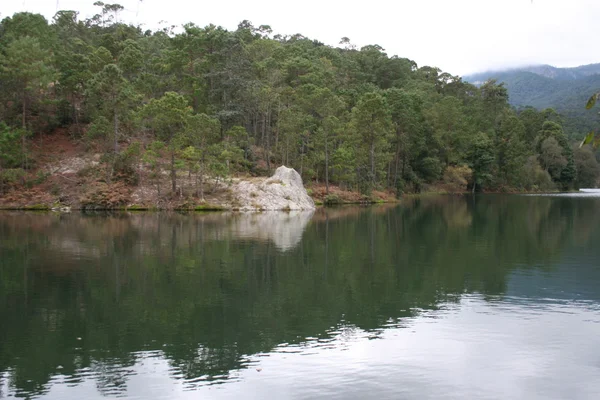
(464, 64, 600, 138)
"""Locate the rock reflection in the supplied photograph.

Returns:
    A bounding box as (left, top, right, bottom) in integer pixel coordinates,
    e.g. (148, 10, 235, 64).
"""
(222, 211, 314, 251)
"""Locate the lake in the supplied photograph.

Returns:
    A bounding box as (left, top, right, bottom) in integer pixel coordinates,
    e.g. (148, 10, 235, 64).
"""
(1, 194, 600, 400)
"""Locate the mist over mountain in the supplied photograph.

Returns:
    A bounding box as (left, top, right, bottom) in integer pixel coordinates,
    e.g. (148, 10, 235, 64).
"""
(464, 64, 600, 138)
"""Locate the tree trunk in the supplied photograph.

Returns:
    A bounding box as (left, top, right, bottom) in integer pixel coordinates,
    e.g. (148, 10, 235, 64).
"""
(199, 166, 204, 201)
(300, 138, 304, 176)
(113, 106, 119, 154)
(22, 92, 27, 130)
(325, 132, 329, 195)
(387, 160, 391, 189)
(275, 100, 281, 148)
(261, 114, 266, 147)
(199, 153, 205, 201)
(74, 99, 81, 136)
(170, 151, 176, 194)
(21, 93, 27, 172)
(370, 140, 375, 183)
(393, 147, 400, 189)
(266, 107, 271, 173)
(394, 159, 400, 191)
(21, 131, 27, 172)
(285, 135, 289, 166)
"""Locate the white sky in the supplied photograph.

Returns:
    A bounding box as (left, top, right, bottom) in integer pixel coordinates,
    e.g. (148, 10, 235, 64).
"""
(2, 0, 600, 76)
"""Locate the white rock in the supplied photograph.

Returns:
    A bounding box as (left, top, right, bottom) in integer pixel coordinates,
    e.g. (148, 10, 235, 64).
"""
(233, 166, 315, 211)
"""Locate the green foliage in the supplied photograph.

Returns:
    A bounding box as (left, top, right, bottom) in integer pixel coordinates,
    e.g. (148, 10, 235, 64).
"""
(142, 140, 166, 195)
(468, 133, 496, 191)
(519, 156, 555, 192)
(574, 147, 600, 188)
(86, 116, 111, 141)
(441, 165, 472, 193)
(0, 35, 56, 132)
(0, 168, 26, 188)
(87, 63, 138, 155)
(323, 194, 342, 206)
(0, 9, 585, 197)
(0, 123, 24, 170)
(138, 92, 191, 144)
(351, 91, 393, 193)
(535, 121, 576, 189)
(418, 157, 443, 183)
(539, 138, 567, 181)
(113, 142, 141, 184)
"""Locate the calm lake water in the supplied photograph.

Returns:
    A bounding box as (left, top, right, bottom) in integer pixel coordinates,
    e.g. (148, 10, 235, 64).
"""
(1, 195, 600, 400)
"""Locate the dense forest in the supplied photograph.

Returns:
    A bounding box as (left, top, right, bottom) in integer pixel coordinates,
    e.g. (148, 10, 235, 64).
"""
(0, 6, 599, 207)
(465, 64, 600, 139)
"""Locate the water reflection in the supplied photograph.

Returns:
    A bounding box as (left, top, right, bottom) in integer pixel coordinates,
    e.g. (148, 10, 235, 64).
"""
(221, 210, 314, 251)
(1, 195, 600, 399)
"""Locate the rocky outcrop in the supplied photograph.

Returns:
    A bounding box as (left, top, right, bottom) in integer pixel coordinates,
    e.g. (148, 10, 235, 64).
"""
(233, 166, 315, 211)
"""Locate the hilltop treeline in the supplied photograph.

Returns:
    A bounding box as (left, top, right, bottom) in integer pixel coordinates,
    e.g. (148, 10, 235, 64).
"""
(0, 5, 598, 199)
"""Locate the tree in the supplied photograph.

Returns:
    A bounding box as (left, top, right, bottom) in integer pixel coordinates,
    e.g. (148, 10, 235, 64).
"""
(219, 125, 247, 173)
(385, 88, 426, 193)
(0, 37, 55, 170)
(298, 85, 345, 194)
(495, 113, 528, 186)
(0, 123, 24, 194)
(539, 138, 567, 181)
(468, 133, 495, 192)
(350, 91, 393, 194)
(480, 79, 509, 121)
(520, 156, 555, 192)
(574, 147, 600, 188)
(183, 113, 221, 199)
(536, 121, 575, 189)
(0, 12, 56, 48)
(88, 64, 136, 155)
(427, 96, 469, 166)
(138, 92, 193, 194)
(142, 141, 166, 196)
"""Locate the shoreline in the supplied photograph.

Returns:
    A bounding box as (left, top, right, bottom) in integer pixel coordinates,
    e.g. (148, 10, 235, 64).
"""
(4, 189, 592, 212)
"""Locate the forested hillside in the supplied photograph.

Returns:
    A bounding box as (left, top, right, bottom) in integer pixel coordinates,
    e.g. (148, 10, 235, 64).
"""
(465, 64, 600, 138)
(0, 6, 599, 209)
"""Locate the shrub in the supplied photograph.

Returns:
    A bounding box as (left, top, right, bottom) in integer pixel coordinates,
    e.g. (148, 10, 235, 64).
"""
(80, 182, 130, 209)
(418, 157, 443, 183)
(520, 156, 555, 192)
(324, 194, 342, 206)
(33, 170, 50, 185)
(442, 165, 473, 193)
(0, 168, 26, 190)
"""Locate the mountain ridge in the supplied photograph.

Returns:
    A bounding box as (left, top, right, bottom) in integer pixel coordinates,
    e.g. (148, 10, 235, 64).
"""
(464, 63, 600, 138)
(466, 63, 600, 83)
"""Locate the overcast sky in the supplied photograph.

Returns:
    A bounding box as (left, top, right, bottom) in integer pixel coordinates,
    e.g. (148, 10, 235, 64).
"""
(2, 0, 599, 75)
